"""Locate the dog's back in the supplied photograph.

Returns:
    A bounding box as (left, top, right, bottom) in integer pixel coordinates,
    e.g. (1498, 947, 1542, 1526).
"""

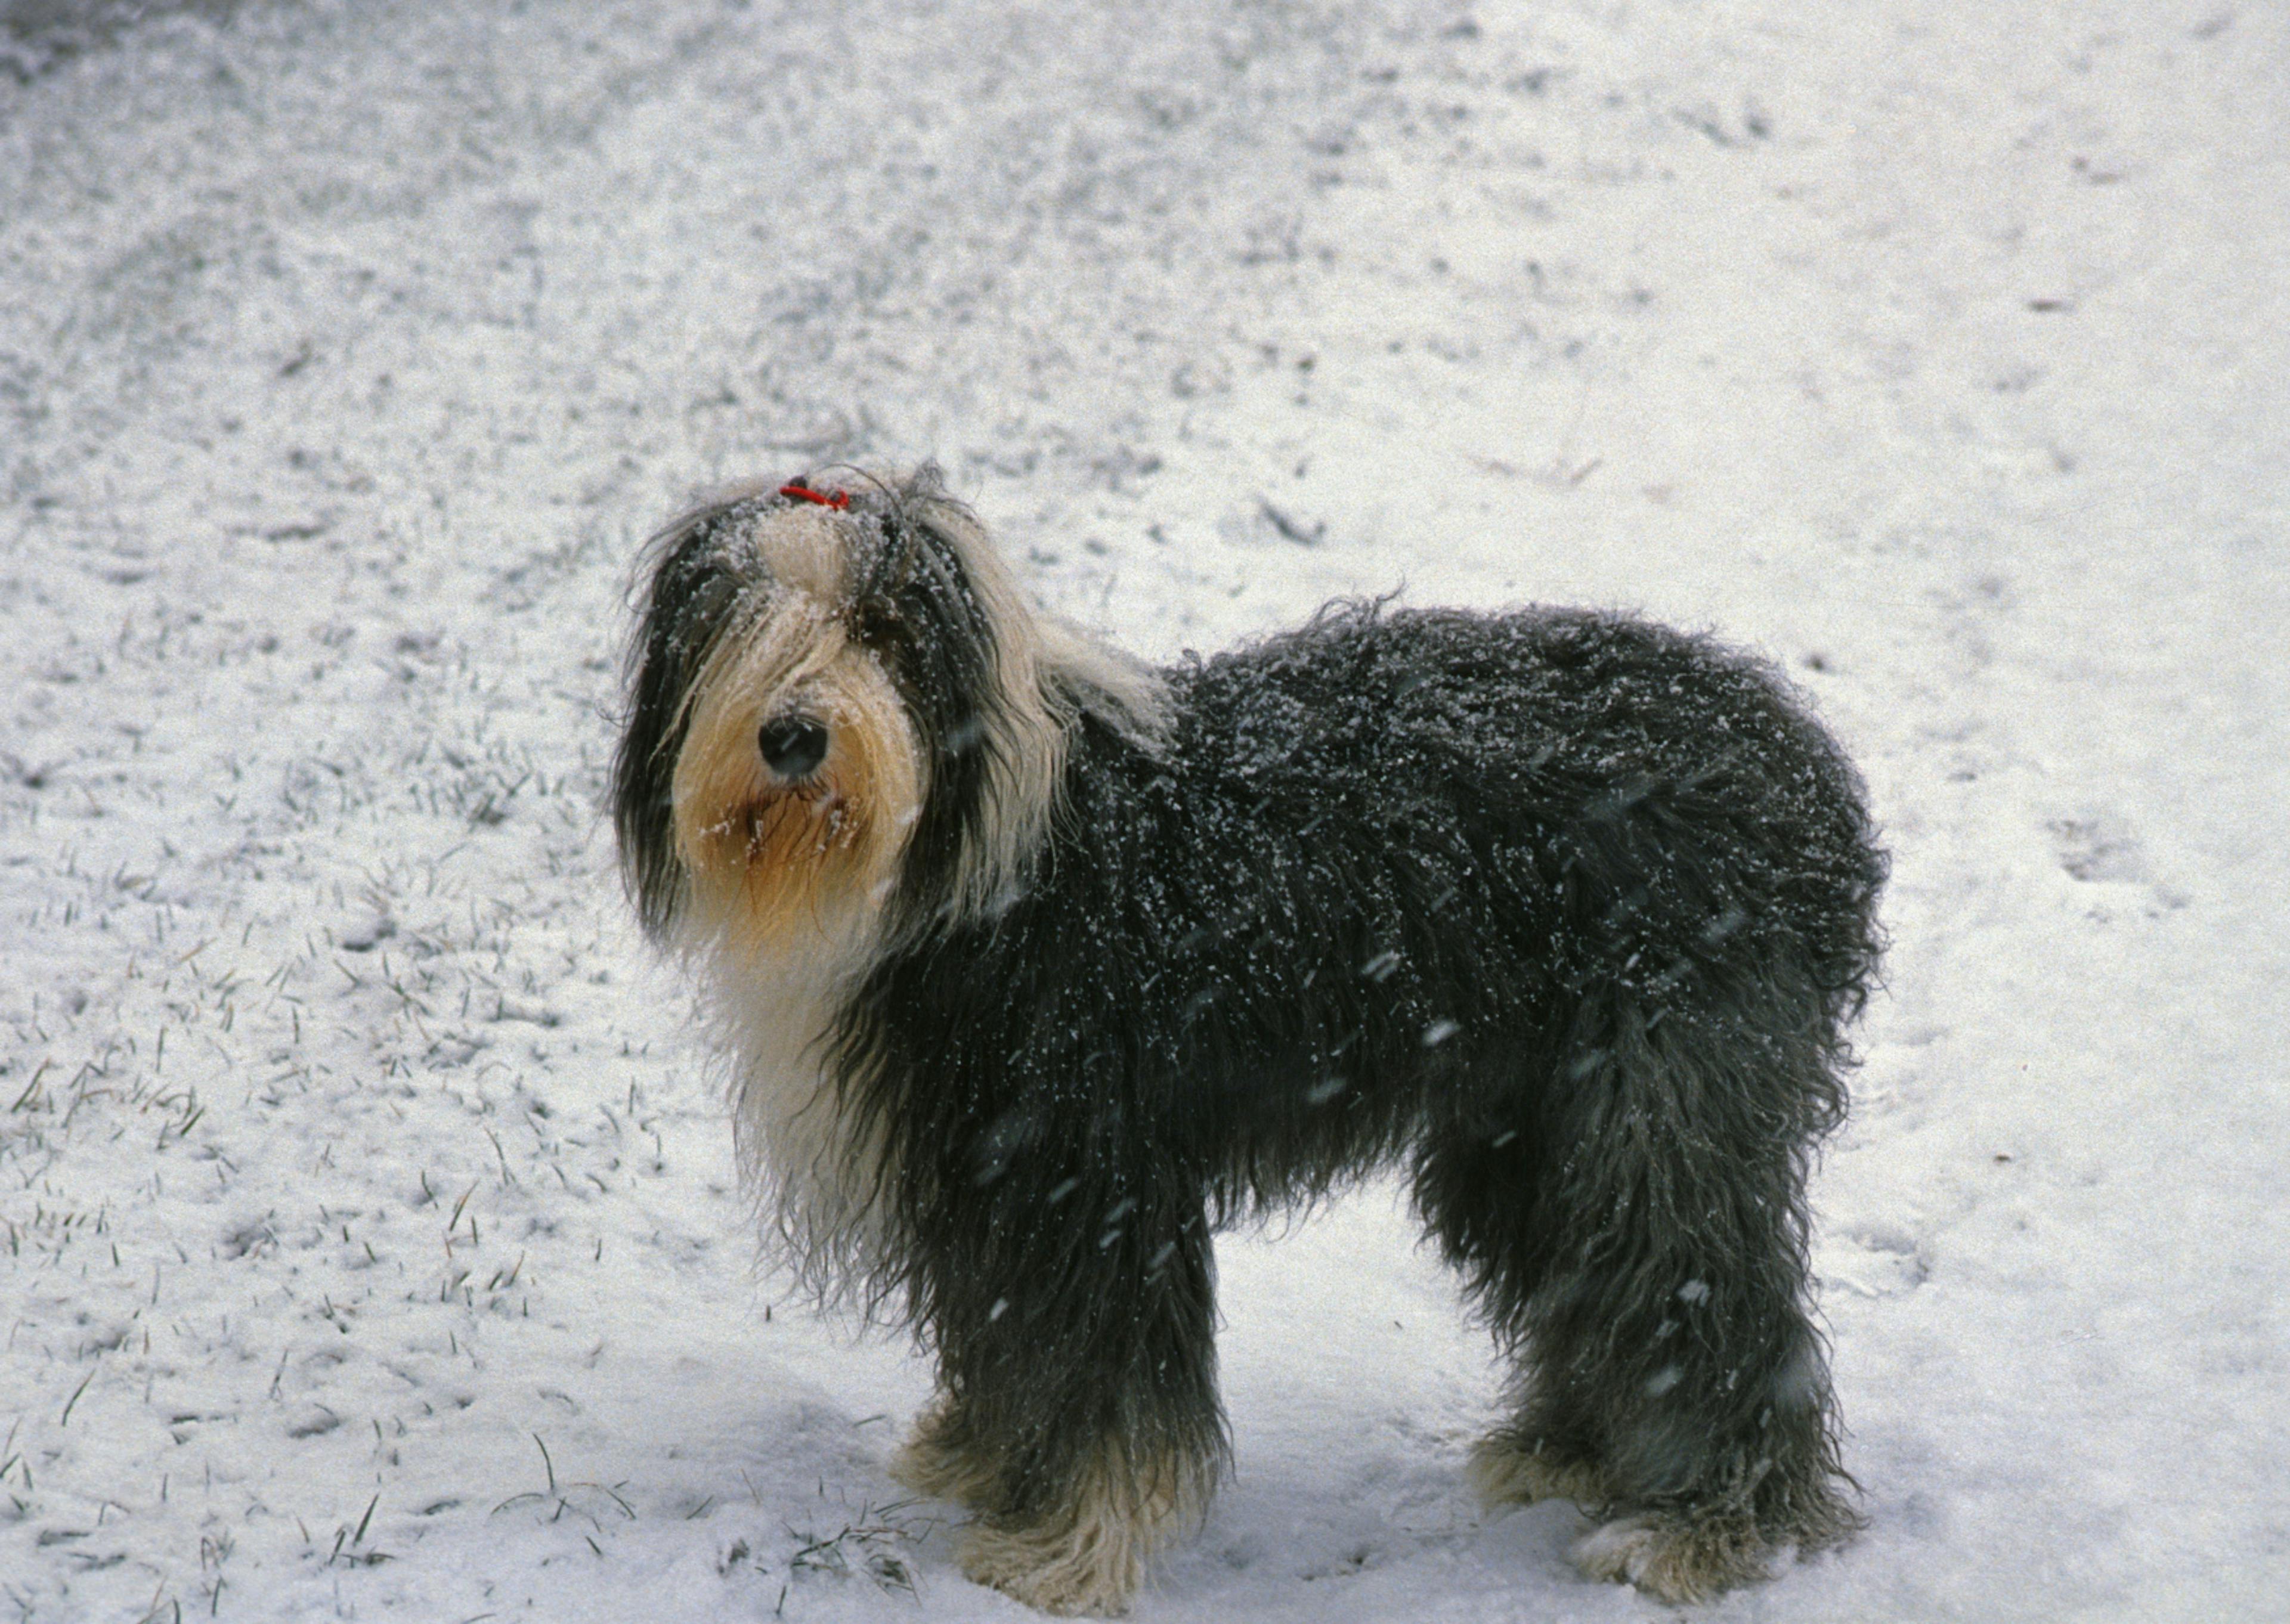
(858, 602, 1883, 1202)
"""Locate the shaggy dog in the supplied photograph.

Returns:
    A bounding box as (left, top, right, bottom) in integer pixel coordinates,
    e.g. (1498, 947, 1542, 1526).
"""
(611, 467, 1885, 1615)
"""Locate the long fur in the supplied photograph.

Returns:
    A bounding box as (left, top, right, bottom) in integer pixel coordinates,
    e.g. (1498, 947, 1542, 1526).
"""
(613, 466, 1886, 1615)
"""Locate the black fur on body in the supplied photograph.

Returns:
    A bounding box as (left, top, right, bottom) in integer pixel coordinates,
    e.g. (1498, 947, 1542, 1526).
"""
(612, 469, 1886, 1612)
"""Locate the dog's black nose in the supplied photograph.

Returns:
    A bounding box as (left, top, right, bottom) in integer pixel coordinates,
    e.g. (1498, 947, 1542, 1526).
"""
(757, 715, 830, 780)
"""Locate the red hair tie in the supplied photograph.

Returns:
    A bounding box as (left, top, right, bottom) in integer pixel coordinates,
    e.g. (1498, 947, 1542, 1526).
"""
(779, 483, 851, 510)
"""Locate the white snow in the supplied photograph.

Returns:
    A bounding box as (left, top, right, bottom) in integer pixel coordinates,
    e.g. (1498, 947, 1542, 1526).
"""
(3, 0, 2285, 1619)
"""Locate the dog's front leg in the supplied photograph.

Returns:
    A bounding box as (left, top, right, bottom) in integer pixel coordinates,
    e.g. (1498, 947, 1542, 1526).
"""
(891, 1173, 1226, 1616)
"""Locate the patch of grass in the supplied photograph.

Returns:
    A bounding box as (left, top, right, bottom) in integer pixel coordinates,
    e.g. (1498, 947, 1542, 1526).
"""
(784, 1495, 930, 1598)
(491, 1433, 636, 1532)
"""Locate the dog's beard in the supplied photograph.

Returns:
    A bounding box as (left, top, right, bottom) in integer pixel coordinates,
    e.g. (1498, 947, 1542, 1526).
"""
(669, 607, 921, 962)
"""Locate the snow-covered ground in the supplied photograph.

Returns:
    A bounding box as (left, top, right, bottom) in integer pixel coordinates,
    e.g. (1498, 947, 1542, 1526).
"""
(3, 0, 2285, 1618)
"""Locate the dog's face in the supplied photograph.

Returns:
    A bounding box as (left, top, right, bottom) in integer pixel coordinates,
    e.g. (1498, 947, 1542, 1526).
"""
(670, 501, 926, 957)
(613, 471, 1074, 963)
(615, 482, 927, 961)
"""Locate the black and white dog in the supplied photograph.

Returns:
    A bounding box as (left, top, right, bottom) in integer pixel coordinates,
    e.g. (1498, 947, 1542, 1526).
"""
(612, 467, 1884, 1615)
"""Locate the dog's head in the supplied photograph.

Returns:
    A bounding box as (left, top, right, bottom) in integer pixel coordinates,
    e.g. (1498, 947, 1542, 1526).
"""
(612, 466, 1151, 963)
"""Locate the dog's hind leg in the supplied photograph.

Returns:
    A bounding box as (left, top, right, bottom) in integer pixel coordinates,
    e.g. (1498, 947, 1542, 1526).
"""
(890, 1177, 1226, 1616)
(1505, 993, 1858, 1601)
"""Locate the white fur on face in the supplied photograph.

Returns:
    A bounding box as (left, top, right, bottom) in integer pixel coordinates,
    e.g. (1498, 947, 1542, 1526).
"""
(668, 509, 923, 960)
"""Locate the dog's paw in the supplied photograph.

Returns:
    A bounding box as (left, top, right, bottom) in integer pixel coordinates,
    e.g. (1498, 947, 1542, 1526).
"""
(1467, 1432, 1610, 1508)
(889, 1399, 996, 1508)
(957, 1512, 1145, 1617)
(1572, 1512, 1772, 1604)
(949, 1444, 1196, 1617)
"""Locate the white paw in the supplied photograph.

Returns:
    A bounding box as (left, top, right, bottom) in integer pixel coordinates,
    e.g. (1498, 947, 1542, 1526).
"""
(1467, 1434, 1609, 1507)
(959, 1515, 1144, 1617)
(1573, 1514, 1663, 1586)
(1572, 1512, 1771, 1604)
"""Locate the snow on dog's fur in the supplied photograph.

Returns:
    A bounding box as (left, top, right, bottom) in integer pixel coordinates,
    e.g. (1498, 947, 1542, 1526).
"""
(612, 466, 1886, 1615)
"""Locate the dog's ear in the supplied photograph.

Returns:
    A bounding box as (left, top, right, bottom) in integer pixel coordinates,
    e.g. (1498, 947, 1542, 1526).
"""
(865, 472, 1001, 751)
(614, 498, 758, 938)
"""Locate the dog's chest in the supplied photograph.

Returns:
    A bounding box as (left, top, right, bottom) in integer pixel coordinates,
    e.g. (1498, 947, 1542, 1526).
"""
(714, 962, 877, 1229)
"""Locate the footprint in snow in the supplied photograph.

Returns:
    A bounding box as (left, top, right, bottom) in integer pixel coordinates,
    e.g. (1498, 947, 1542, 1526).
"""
(1816, 1223, 1929, 1300)
(2048, 817, 2146, 884)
